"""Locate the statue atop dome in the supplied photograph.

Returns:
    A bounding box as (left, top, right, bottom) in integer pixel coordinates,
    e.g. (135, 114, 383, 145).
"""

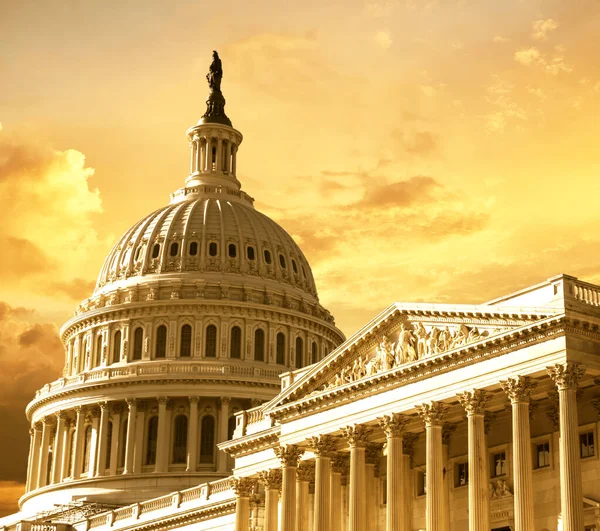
(206, 50, 223, 92)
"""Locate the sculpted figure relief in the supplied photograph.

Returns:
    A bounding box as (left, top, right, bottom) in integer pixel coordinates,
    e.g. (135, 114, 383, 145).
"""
(327, 321, 489, 389)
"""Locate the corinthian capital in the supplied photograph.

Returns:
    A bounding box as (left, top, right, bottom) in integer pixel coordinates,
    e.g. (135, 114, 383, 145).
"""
(230, 477, 256, 497)
(258, 469, 282, 490)
(457, 389, 490, 416)
(547, 363, 585, 390)
(416, 401, 447, 427)
(378, 413, 409, 438)
(501, 376, 537, 403)
(341, 425, 371, 448)
(330, 453, 349, 474)
(274, 445, 304, 467)
(308, 435, 336, 457)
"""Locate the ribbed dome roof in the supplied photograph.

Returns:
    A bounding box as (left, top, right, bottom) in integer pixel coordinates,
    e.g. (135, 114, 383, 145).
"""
(95, 195, 318, 299)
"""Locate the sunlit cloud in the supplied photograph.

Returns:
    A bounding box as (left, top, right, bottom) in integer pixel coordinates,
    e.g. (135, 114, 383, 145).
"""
(532, 18, 558, 41)
(375, 30, 393, 49)
(514, 47, 572, 75)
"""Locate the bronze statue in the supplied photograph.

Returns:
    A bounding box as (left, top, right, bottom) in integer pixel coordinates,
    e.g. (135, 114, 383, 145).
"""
(207, 50, 223, 91)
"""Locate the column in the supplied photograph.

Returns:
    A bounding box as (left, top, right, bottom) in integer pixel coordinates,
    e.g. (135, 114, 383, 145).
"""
(27, 424, 42, 491)
(232, 477, 255, 531)
(52, 412, 66, 484)
(88, 410, 100, 476)
(297, 462, 314, 531)
(216, 137, 223, 171)
(60, 420, 73, 481)
(259, 470, 282, 531)
(218, 397, 231, 473)
(365, 444, 382, 530)
(123, 398, 137, 474)
(547, 362, 586, 531)
(232, 145, 238, 176)
(226, 140, 232, 173)
(308, 436, 336, 531)
(189, 140, 196, 174)
(457, 390, 491, 531)
(501, 376, 536, 531)
(330, 455, 347, 531)
(206, 137, 213, 171)
(187, 396, 199, 472)
(441, 424, 457, 531)
(72, 406, 85, 479)
(37, 417, 52, 488)
(379, 414, 409, 531)
(402, 433, 419, 531)
(275, 445, 304, 531)
(155, 397, 169, 472)
(416, 402, 447, 531)
(133, 401, 146, 473)
(108, 404, 122, 475)
(96, 402, 110, 476)
(341, 425, 371, 531)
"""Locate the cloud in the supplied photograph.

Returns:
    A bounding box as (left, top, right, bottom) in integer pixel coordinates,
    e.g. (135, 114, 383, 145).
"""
(0, 128, 103, 301)
(514, 47, 572, 75)
(493, 36, 510, 43)
(484, 77, 526, 133)
(0, 481, 24, 517)
(532, 19, 558, 41)
(393, 130, 439, 156)
(375, 31, 393, 49)
(355, 175, 440, 208)
(0, 302, 64, 485)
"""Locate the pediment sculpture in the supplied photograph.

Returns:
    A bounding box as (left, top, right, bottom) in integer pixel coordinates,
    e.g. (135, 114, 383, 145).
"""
(326, 321, 490, 389)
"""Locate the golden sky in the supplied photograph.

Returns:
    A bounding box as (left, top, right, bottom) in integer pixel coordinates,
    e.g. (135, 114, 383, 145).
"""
(1, 0, 599, 514)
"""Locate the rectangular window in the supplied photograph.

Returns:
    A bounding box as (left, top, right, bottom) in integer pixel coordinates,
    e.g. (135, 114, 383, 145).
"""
(417, 470, 426, 496)
(535, 441, 550, 469)
(580, 431, 595, 459)
(456, 462, 469, 487)
(492, 452, 506, 477)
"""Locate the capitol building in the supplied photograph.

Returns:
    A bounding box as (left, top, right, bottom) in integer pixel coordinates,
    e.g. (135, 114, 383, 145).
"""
(2, 53, 600, 531)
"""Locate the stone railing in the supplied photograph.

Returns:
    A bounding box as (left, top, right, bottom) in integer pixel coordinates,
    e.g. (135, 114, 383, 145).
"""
(233, 405, 275, 438)
(571, 278, 600, 307)
(33, 362, 284, 400)
(170, 184, 255, 206)
(78, 478, 234, 531)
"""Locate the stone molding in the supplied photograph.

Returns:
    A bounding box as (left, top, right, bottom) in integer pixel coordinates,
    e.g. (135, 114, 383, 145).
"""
(547, 362, 586, 390)
(501, 376, 537, 403)
(457, 389, 490, 416)
(274, 445, 304, 467)
(378, 413, 409, 438)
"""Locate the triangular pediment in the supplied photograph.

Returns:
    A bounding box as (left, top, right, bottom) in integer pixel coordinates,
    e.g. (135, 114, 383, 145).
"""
(265, 302, 561, 414)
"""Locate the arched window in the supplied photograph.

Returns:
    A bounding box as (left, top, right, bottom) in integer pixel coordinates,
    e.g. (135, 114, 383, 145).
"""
(276, 332, 286, 365)
(155, 325, 167, 358)
(133, 328, 143, 360)
(180, 324, 192, 357)
(200, 416, 215, 463)
(172, 415, 188, 464)
(311, 342, 317, 364)
(254, 329, 265, 361)
(205, 325, 217, 357)
(295, 337, 304, 368)
(118, 419, 128, 468)
(209, 242, 218, 256)
(134, 245, 143, 262)
(151, 243, 160, 259)
(145, 417, 159, 466)
(279, 254, 286, 268)
(228, 243, 237, 258)
(189, 241, 198, 256)
(264, 249, 272, 264)
(247, 246, 255, 260)
(105, 421, 113, 471)
(82, 425, 93, 474)
(68, 429, 77, 477)
(292, 259, 298, 274)
(113, 331, 122, 364)
(96, 334, 103, 367)
(230, 326, 242, 359)
(228, 416, 236, 440)
(169, 242, 179, 256)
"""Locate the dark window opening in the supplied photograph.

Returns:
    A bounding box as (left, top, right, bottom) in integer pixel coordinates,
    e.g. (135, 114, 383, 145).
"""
(230, 326, 242, 359)
(105, 421, 113, 471)
(151, 244, 160, 259)
(254, 329, 265, 361)
(301, 265, 306, 278)
(82, 426, 92, 473)
(311, 342, 317, 364)
(145, 416, 159, 465)
(134, 246, 143, 262)
(228, 243, 237, 258)
(264, 249, 272, 264)
(205, 325, 217, 357)
(170, 242, 179, 256)
(492, 452, 506, 477)
(295, 337, 303, 368)
(133, 327, 143, 360)
(180, 324, 192, 357)
(456, 462, 469, 487)
(113, 331, 122, 364)
(279, 254, 286, 268)
(189, 241, 198, 256)
(200, 416, 215, 463)
(292, 260, 298, 274)
(209, 242, 218, 256)
(535, 441, 550, 468)
(227, 416, 236, 440)
(172, 415, 188, 464)
(155, 325, 167, 358)
(276, 332, 286, 365)
(580, 431, 595, 458)
(247, 246, 255, 260)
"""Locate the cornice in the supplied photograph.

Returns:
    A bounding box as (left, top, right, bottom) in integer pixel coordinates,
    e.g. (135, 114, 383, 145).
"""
(269, 314, 569, 423)
(218, 426, 281, 458)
